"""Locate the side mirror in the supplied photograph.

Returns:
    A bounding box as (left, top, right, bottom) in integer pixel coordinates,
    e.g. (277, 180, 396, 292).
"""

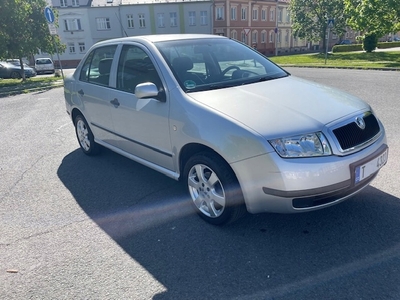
(135, 82, 166, 102)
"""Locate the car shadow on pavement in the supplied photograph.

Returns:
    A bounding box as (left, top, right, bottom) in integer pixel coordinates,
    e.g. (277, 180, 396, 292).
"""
(58, 148, 400, 300)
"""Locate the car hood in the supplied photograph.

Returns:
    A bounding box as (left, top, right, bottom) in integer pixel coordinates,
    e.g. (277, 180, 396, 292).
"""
(187, 76, 368, 138)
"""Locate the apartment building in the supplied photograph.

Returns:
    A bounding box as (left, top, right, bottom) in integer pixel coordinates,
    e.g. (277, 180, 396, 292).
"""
(48, 0, 212, 67)
(213, 0, 308, 55)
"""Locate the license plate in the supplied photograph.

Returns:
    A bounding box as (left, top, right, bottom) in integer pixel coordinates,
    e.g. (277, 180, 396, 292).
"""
(355, 148, 388, 184)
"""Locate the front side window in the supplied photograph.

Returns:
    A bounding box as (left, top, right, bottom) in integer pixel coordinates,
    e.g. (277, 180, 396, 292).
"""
(117, 45, 162, 93)
(139, 13, 146, 28)
(96, 17, 111, 30)
(79, 45, 117, 87)
(170, 12, 177, 27)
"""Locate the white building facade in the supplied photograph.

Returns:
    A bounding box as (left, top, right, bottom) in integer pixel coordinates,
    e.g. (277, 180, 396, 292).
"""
(49, 0, 212, 67)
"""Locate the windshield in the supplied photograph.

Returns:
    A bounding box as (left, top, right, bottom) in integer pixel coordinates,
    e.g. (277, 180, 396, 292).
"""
(155, 38, 288, 92)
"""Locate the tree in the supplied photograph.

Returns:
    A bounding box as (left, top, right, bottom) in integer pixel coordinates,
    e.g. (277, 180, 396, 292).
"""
(0, 0, 65, 80)
(289, 0, 348, 51)
(344, 0, 400, 38)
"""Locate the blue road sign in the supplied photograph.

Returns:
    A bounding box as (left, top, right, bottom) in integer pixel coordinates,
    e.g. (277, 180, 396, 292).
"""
(44, 6, 55, 24)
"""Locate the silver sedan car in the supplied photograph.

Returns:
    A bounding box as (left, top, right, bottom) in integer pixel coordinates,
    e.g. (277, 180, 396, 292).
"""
(64, 34, 388, 225)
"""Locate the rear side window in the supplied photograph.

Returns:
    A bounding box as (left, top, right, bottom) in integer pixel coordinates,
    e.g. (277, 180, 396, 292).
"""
(79, 45, 117, 87)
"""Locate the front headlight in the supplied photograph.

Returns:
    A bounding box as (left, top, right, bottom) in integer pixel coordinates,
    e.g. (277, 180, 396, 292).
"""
(269, 132, 332, 158)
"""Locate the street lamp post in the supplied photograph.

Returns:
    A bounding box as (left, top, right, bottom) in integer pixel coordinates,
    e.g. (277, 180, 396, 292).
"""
(275, 0, 278, 56)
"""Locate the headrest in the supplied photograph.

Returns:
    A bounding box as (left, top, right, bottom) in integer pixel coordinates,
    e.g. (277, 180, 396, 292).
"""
(172, 57, 193, 72)
(98, 58, 113, 75)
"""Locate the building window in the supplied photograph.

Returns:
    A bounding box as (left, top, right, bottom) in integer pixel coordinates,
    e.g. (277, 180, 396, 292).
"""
(127, 14, 134, 28)
(200, 11, 207, 25)
(241, 7, 247, 21)
(71, 0, 79, 7)
(252, 31, 257, 44)
(189, 11, 196, 26)
(64, 18, 82, 31)
(270, 9, 275, 21)
(241, 31, 247, 44)
(261, 30, 266, 43)
(60, 0, 67, 7)
(79, 42, 85, 53)
(231, 30, 237, 40)
(231, 7, 237, 20)
(278, 30, 281, 43)
(286, 12, 290, 23)
(261, 9, 266, 21)
(68, 42, 75, 54)
(216, 7, 224, 20)
(278, 8, 282, 22)
(269, 31, 274, 43)
(252, 8, 258, 21)
(170, 12, 177, 27)
(157, 13, 165, 28)
(139, 13, 145, 28)
(96, 17, 111, 30)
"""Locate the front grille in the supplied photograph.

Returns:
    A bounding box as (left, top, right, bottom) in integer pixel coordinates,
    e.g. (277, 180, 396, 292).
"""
(333, 113, 380, 151)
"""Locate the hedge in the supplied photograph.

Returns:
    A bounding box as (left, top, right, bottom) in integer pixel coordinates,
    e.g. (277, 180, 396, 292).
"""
(332, 41, 400, 53)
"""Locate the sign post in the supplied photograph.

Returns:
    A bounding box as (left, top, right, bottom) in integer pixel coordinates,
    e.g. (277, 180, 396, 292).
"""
(44, 6, 64, 79)
(325, 19, 334, 65)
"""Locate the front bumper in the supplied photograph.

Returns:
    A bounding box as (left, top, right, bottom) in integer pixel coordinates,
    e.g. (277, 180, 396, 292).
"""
(231, 136, 388, 214)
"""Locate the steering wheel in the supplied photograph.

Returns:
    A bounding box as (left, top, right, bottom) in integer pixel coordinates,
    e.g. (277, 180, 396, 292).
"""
(221, 66, 240, 76)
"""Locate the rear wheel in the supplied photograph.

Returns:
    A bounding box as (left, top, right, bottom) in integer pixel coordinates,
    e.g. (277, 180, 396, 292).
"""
(184, 152, 246, 225)
(74, 114, 101, 156)
(10, 71, 21, 79)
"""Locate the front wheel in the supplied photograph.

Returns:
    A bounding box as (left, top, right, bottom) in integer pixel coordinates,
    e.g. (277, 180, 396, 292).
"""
(183, 152, 246, 225)
(74, 114, 100, 156)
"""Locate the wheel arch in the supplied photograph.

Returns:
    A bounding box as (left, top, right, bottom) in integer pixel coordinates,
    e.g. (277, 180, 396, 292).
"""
(178, 143, 237, 183)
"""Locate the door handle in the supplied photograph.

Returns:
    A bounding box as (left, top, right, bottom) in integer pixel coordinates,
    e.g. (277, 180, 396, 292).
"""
(78, 89, 84, 96)
(110, 98, 120, 108)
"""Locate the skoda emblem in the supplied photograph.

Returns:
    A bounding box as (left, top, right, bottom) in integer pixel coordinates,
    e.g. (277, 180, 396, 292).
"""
(355, 116, 366, 130)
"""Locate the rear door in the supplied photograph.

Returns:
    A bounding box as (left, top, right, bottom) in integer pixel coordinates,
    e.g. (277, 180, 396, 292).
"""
(74, 45, 119, 145)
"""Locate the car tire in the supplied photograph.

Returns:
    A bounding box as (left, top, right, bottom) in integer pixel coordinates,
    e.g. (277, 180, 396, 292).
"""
(74, 114, 101, 156)
(10, 71, 21, 79)
(183, 152, 246, 225)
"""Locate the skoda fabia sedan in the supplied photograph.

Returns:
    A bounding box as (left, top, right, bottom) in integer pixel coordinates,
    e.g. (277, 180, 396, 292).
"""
(64, 34, 388, 225)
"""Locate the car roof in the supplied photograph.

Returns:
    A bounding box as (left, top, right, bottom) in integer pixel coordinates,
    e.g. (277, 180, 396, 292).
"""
(94, 34, 228, 47)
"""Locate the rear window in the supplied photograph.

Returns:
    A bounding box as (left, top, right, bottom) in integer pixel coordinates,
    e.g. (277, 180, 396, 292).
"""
(36, 59, 52, 65)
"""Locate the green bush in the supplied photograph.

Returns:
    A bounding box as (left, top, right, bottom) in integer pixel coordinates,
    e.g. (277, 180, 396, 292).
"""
(363, 33, 378, 52)
(377, 41, 400, 49)
(332, 44, 363, 53)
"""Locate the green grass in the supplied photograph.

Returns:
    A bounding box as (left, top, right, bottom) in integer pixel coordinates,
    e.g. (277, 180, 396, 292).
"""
(0, 76, 62, 88)
(269, 51, 400, 70)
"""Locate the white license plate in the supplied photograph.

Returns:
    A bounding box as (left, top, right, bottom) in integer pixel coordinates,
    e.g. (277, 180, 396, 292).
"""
(355, 148, 388, 184)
